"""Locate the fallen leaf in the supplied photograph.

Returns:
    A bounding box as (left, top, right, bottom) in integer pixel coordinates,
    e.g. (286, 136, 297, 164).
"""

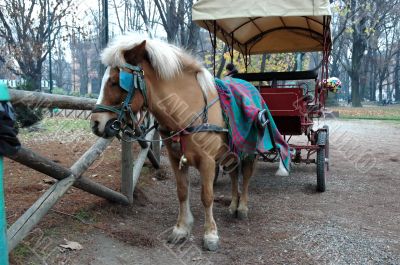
(59, 239, 83, 250)
(42, 178, 56, 185)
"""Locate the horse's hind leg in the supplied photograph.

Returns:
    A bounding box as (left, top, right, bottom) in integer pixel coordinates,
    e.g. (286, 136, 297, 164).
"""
(228, 167, 239, 217)
(199, 158, 219, 251)
(167, 155, 193, 244)
(237, 156, 256, 219)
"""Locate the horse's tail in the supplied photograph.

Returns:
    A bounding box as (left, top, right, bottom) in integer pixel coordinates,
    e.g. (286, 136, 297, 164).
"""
(196, 68, 216, 95)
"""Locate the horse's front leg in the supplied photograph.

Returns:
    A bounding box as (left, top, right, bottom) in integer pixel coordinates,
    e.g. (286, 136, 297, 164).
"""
(167, 154, 193, 244)
(199, 159, 219, 251)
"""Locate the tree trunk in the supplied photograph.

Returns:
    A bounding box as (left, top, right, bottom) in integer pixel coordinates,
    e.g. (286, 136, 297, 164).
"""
(395, 50, 400, 101)
(260, 54, 268, 72)
(369, 57, 376, 101)
(185, 0, 200, 52)
(350, 0, 365, 107)
(350, 71, 361, 106)
(378, 78, 384, 102)
(216, 45, 228, 78)
(79, 54, 88, 95)
(24, 69, 43, 92)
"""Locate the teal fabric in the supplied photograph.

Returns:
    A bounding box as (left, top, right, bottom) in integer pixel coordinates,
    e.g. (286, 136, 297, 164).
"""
(215, 77, 291, 171)
(0, 83, 10, 101)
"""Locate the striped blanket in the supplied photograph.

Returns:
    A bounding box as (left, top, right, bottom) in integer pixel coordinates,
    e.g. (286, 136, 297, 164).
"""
(215, 77, 290, 172)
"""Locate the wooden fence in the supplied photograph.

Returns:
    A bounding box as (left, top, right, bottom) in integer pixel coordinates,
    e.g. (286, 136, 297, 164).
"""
(47, 109, 92, 120)
(5, 89, 161, 252)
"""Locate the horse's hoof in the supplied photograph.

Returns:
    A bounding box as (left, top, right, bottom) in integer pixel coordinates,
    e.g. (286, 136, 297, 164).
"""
(229, 202, 238, 218)
(228, 207, 237, 218)
(237, 208, 248, 220)
(167, 226, 190, 244)
(203, 233, 219, 251)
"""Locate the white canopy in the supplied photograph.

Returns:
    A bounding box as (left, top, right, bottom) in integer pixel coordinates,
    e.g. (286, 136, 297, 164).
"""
(192, 0, 332, 54)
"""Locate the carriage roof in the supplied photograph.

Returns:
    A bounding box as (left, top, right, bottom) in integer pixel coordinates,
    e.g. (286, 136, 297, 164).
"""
(192, 0, 332, 55)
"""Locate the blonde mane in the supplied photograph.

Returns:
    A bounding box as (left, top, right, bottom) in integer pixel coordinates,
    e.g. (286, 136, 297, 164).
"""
(100, 33, 215, 94)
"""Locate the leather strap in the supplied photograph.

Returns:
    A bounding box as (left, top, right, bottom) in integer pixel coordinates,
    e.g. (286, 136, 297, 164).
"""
(184, 124, 228, 134)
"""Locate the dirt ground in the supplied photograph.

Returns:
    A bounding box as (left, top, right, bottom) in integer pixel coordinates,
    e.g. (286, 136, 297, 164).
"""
(4, 119, 400, 265)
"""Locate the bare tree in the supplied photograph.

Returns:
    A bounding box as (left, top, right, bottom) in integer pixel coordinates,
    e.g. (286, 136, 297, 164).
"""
(332, 0, 399, 106)
(0, 0, 72, 91)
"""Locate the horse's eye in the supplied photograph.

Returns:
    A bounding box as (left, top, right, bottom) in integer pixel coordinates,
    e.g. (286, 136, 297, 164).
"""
(108, 78, 118, 86)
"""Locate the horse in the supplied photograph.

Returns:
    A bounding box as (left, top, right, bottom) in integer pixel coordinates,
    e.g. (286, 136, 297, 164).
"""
(90, 33, 282, 251)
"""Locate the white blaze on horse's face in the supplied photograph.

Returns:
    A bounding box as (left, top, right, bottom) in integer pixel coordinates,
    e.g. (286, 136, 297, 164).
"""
(96, 66, 110, 105)
(91, 66, 115, 136)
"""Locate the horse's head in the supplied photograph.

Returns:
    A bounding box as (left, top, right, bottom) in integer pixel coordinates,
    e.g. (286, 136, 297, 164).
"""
(91, 41, 147, 138)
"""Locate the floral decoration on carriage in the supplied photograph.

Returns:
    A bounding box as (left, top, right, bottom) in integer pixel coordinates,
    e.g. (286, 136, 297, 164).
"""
(324, 77, 342, 93)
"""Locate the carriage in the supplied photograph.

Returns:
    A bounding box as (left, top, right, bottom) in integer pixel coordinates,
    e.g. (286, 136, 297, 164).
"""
(192, 0, 333, 192)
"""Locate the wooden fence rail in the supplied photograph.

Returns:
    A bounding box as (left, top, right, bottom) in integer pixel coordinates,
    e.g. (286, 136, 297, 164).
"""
(3, 89, 161, 252)
(9, 89, 96, 110)
(7, 138, 115, 251)
(7, 145, 129, 205)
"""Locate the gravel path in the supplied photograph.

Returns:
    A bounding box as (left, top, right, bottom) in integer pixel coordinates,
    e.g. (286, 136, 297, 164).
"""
(11, 119, 400, 265)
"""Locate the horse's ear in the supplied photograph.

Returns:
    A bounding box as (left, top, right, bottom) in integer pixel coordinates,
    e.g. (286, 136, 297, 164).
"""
(124, 40, 147, 65)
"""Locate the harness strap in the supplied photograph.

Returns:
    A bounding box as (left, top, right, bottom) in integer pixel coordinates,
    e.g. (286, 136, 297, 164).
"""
(158, 97, 227, 137)
(92, 104, 122, 114)
(183, 124, 229, 134)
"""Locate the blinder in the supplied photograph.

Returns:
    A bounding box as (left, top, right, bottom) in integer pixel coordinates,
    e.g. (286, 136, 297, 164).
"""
(119, 69, 136, 92)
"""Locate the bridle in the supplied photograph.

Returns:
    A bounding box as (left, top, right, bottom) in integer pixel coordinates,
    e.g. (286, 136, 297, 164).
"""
(92, 63, 147, 139)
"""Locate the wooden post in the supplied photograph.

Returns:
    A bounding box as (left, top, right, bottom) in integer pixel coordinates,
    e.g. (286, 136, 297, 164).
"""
(7, 137, 117, 251)
(134, 132, 160, 169)
(7, 176, 76, 251)
(145, 147, 160, 169)
(120, 118, 157, 202)
(121, 141, 134, 203)
(152, 130, 161, 164)
(131, 122, 157, 193)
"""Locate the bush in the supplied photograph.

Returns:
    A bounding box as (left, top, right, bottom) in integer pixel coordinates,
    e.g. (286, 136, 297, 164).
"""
(15, 105, 43, 127)
(14, 84, 43, 128)
(325, 91, 339, 107)
(51, 87, 69, 95)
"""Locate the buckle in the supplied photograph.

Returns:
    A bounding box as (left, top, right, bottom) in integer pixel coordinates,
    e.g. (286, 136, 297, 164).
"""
(257, 109, 269, 128)
(111, 120, 123, 131)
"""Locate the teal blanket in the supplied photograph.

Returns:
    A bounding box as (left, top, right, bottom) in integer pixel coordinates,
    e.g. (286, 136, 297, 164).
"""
(215, 78, 290, 172)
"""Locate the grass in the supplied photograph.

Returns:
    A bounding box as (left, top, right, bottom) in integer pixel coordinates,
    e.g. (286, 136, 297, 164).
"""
(19, 117, 91, 137)
(332, 105, 400, 121)
(75, 209, 96, 223)
(40, 118, 90, 132)
(11, 244, 32, 264)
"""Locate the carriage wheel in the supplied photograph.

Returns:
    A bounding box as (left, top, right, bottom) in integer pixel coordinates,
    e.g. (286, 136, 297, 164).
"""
(316, 130, 328, 192)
